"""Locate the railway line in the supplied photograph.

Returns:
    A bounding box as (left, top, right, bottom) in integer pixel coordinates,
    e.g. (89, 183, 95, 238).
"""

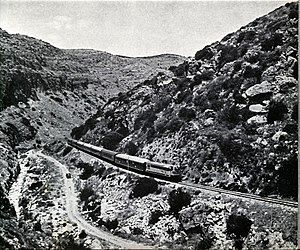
(68, 139, 298, 210)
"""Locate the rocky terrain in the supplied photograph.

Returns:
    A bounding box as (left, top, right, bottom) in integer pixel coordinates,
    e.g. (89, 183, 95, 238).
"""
(73, 2, 298, 201)
(0, 28, 184, 248)
(0, 1, 298, 249)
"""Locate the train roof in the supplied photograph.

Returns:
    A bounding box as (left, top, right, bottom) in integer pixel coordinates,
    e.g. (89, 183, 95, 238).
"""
(116, 154, 149, 164)
(148, 161, 174, 169)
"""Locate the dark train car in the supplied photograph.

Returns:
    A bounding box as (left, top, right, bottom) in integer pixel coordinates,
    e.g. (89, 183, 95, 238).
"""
(101, 148, 118, 162)
(67, 139, 103, 158)
(115, 154, 148, 172)
(146, 161, 181, 180)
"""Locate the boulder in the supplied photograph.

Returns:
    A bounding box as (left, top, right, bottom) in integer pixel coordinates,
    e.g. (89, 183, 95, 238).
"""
(204, 118, 214, 126)
(247, 115, 267, 124)
(249, 104, 268, 113)
(245, 81, 275, 98)
(272, 131, 288, 141)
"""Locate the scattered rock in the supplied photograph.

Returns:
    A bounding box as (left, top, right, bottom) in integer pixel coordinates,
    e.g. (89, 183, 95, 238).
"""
(248, 104, 268, 113)
(247, 115, 267, 124)
(245, 81, 275, 98)
(272, 131, 288, 141)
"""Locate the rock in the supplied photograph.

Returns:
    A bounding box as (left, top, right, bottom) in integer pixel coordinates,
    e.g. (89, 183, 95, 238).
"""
(203, 109, 216, 118)
(249, 104, 268, 113)
(272, 131, 288, 141)
(247, 115, 267, 124)
(245, 81, 275, 97)
(204, 118, 214, 126)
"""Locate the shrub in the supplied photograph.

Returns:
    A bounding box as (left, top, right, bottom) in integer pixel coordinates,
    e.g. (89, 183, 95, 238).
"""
(226, 214, 252, 238)
(80, 164, 94, 180)
(130, 177, 158, 198)
(178, 107, 196, 120)
(267, 100, 288, 123)
(134, 108, 157, 130)
(79, 186, 94, 207)
(218, 45, 238, 68)
(261, 33, 283, 52)
(165, 117, 183, 132)
(218, 104, 240, 125)
(194, 237, 214, 250)
(149, 210, 163, 224)
(101, 131, 124, 150)
(243, 65, 262, 79)
(277, 155, 298, 200)
(226, 214, 252, 249)
(217, 135, 243, 162)
(168, 188, 191, 214)
(71, 117, 97, 140)
(195, 45, 214, 61)
(124, 141, 138, 155)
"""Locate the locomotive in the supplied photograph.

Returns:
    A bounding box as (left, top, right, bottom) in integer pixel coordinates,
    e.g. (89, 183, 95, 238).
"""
(67, 138, 181, 181)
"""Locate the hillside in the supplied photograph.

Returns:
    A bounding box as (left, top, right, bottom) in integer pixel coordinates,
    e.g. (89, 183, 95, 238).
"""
(0, 28, 185, 247)
(72, 2, 298, 200)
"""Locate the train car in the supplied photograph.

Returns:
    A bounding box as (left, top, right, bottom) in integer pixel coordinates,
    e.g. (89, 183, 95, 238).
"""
(67, 138, 103, 158)
(100, 148, 118, 162)
(115, 154, 149, 172)
(146, 161, 181, 180)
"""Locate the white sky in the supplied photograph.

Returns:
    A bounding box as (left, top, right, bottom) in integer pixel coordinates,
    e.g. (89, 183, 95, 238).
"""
(0, 0, 289, 56)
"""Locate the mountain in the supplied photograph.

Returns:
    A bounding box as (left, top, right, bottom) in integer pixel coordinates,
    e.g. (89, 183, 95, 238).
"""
(72, 2, 298, 200)
(0, 28, 185, 247)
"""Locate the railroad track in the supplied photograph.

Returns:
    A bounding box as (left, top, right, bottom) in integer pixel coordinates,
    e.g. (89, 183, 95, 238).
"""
(180, 181, 298, 209)
(71, 144, 298, 210)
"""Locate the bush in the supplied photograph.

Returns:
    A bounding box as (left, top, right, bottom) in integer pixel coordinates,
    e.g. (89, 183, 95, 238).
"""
(217, 135, 243, 162)
(267, 100, 288, 123)
(165, 117, 184, 132)
(218, 45, 238, 68)
(218, 104, 241, 125)
(79, 186, 94, 204)
(226, 214, 252, 249)
(80, 164, 94, 180)
(124, 141, 138, 155)
(277, 155, 298, 200)
(149, 210, 163, 224)
(194, 237, 214, 250)
(178, 107, 196, 120)
(168, 188, 191, 214)
(101, 131, 124, 150)
(134, 108, 157, 131)
(130, 177, 158, 198)
(243, 65, 262, 79)
(261, 33, 283, 52)
(195, 45, 214, 61)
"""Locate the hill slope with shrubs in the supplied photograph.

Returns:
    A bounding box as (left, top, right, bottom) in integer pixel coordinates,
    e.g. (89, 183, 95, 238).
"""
(72, 2, 298, 200)
(0, 28, 185, 248)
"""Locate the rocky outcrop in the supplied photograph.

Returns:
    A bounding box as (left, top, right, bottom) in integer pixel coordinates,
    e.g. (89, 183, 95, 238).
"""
(74, 2, 298, 200)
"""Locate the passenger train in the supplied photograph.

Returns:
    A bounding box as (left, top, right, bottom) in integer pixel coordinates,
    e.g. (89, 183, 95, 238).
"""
(67, 138, 181, 181)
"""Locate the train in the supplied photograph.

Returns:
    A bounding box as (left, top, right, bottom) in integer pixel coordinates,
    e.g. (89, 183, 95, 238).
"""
(67, 138, 181, 181)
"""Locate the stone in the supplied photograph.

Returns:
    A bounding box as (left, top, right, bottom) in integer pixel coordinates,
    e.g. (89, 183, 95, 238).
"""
(247, 115, 267, 124)
(249, 104, 268, 113)
(272, 131, 288, 141)
(245, 81, 275, 97)
(204, 118, 214, 126)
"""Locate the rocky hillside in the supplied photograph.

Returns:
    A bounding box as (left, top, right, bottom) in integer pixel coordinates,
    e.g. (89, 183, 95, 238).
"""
(0, 28, 185, 108)
(0, 28, 185, 248)
(72, 2, 298, 200)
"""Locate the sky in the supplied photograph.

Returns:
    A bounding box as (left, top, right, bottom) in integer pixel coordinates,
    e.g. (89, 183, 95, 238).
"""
(0, 0, 289, 57)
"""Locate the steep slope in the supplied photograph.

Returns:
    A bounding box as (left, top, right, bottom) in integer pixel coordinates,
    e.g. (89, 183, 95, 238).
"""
(73, 2, 298, 200)
(0, 29, 185, 248)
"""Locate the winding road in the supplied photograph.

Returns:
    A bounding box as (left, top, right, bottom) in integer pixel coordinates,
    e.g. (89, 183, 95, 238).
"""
(37, 152, 154, 249)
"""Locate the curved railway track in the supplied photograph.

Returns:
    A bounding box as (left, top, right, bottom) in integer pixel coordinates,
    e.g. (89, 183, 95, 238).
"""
(70, 142, 298, 210)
